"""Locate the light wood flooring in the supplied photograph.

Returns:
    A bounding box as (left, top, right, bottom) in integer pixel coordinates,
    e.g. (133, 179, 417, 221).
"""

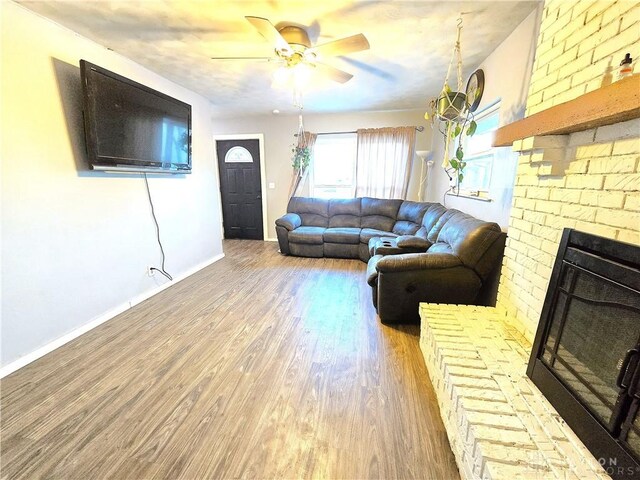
(1, 240, 459, 479)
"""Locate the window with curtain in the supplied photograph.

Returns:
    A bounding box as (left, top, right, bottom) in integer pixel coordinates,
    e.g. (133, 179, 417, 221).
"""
(354, 126, 416, 199)
(457, 103, 500, 198)
(310, 133, 357, 199)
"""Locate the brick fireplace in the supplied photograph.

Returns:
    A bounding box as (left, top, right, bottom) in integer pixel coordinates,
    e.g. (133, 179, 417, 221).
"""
(419, 1, 640, 478)
(496, 0, 639, 343)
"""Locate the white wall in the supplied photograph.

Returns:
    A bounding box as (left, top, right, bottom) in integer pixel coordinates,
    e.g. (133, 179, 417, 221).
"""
(212, 109, 432, 239)
(1, 3, 223, 369)
(426, 7, 542, 227)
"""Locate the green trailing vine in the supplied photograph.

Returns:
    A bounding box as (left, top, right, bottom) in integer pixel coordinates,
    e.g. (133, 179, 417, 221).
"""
(291, 145, 311, 171)
(447, 118, 477, 191)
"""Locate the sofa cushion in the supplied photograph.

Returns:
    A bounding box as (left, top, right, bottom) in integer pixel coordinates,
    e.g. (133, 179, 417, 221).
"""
(427, 242, 454, 255)
(415, 203, 448, 239)
(289, 226, 326, 245)
(396, 235, 432, 250)
(426, 208, 457, 243)
(393, 201, 431, 235)
(329, 198, 361, 216)
(328, 198, 361, 228)
(360, 228, 397, 244)
(323, 227, 361, 244)
(398, 200, 431, 223)
(288, 197, 329, 227)
(361, 197, 402, 231)
(329, 198, 361, 228)
(330, 215, 361, 228)
(392, 220, 421, 235)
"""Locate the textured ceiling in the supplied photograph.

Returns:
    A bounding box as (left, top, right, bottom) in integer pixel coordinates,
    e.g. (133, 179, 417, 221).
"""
(18, 0, 539, 117)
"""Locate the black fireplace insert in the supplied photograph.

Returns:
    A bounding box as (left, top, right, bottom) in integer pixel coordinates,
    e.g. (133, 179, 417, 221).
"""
(528, 228, 640, 479)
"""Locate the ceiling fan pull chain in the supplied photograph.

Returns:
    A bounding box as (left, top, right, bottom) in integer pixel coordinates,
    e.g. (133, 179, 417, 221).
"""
(296, 109, 306, 150)
(293, 88, 304, 111)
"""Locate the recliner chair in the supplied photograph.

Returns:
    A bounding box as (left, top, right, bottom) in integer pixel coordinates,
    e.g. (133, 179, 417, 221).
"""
(366, 209, 506, 323)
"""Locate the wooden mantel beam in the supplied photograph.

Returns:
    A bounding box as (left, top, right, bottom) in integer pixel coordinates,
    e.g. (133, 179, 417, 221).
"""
(493, 74, 640, 147)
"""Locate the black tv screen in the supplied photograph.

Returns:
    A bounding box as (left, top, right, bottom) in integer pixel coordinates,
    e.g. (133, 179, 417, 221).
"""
(80, 60, 192, 174)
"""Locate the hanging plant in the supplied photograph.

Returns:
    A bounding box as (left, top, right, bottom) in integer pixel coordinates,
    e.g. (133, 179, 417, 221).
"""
(291, 144, 311, 172)
(288, 112, 313, 198)
(425, 90, 477, 192)
(423, 16, 482, 195)
(430, 83, 468, 122)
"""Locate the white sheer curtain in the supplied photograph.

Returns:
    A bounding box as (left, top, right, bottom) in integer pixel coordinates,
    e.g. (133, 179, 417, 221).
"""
(355, 126, 416, 199)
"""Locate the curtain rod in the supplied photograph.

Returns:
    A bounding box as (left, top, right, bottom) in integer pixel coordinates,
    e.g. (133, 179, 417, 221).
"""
(296, 126, 424, 136)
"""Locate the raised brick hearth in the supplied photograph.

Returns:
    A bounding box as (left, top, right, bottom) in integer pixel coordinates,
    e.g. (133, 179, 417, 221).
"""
(419, 304, 608, 480)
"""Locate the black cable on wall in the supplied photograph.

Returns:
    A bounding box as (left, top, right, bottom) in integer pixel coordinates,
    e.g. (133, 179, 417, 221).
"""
(143, 173, 173, 281)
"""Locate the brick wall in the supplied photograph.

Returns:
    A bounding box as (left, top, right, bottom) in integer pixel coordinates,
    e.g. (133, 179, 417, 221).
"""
(497, 0, 640, 341)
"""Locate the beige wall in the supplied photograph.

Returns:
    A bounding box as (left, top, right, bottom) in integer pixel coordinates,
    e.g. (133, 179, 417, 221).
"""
(1, 3, 223, 368)
(427, 7, 542, 228)
(497, 0, 640, 341)
(212, 109, 432, 239)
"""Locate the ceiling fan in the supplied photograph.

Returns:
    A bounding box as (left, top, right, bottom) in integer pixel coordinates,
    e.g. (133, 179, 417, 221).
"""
(211, 16, 370, 84)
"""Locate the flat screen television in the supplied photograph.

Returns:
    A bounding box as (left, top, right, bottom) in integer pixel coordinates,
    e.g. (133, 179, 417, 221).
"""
(80, 60, 192, 174)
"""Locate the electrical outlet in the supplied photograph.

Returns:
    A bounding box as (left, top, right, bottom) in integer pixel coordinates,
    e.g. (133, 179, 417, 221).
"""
(147, 266, 155, 277)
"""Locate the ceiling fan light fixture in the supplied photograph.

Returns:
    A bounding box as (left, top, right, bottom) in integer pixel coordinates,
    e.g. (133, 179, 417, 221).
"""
(272, 63, 312, 90)
(292, 63, 312, 89)
(303, 50, 317, 64)
(272, 66, 291, 86)
(275, 46, 292, 58)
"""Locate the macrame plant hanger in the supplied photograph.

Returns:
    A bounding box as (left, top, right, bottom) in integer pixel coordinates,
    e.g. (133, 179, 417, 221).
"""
(440, 16, 465, 170)
(288, 88, 309, 198)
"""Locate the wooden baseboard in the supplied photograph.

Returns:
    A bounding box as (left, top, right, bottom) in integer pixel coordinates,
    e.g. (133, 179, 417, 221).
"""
(0, 253, 225, 378)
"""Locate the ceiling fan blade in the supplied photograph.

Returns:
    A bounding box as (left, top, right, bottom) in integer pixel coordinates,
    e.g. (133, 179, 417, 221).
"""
(314, 63, 354, 84)
(210, 56, 273, 60)
(245, 16, 291, 53)
(311, 33, 370, 58)
(340, 57, 395, 81)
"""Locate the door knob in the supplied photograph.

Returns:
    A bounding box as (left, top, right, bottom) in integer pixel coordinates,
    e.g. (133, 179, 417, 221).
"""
(257, 195, 262, 199)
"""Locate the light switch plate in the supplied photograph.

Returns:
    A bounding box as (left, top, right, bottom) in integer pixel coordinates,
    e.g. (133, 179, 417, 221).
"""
(268, 182, 275, 189)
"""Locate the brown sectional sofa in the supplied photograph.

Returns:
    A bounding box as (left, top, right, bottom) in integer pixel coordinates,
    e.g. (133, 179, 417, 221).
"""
(275, 196, 506, 324)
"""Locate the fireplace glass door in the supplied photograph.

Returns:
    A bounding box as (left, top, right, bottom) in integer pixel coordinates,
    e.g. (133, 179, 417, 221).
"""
(529, 230, 640, 478)
(540, 261, 640, 439)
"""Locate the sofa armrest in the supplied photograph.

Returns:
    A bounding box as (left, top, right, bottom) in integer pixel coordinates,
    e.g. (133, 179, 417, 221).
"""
(375, 253, 481, 323)
(366, 254, 384, 286)
(376, 252, 462, 272)
(275, 213, 302, 231)
(395, 235, 432, 250)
